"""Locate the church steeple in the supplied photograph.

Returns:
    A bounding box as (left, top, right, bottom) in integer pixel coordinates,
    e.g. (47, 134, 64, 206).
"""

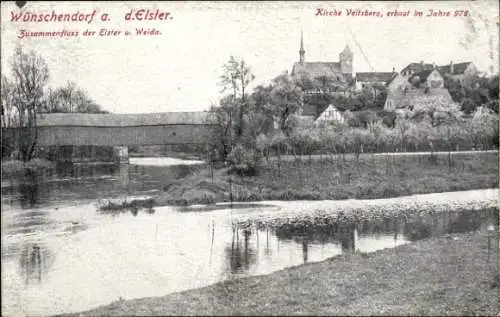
(339, 44, 353, 75)
(299, 30, 305, 65)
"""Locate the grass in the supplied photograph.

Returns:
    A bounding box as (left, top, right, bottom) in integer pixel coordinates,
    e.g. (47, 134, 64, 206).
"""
(128, 146, 202, 160)
(57, 229, 500, 316)
(155, 152, 499, 206)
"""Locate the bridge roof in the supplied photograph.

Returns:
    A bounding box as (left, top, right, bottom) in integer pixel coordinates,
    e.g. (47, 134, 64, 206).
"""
(37, 112, 213, 127)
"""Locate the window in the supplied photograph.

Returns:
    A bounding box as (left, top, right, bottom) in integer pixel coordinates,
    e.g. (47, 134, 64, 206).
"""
(386, 100, 394, 109)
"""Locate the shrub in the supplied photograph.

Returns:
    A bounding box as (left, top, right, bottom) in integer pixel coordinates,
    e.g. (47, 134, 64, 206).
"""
(226, 144, 262, 176)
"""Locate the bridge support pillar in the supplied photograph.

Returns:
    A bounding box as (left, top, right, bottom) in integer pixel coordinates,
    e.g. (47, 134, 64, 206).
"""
(114, 146, 129, 164)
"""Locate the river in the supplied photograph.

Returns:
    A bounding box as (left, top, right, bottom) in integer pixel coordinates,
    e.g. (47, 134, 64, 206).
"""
(1, 158, 498, 317)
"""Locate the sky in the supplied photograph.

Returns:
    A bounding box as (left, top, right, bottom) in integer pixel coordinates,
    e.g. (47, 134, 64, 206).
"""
(1, 1, 499, 114)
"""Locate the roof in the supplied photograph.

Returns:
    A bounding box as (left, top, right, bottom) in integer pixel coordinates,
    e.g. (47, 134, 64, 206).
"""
(342, 45, 352, 53)
(356, 72, 396, 83)
(408, 69, 435, 83)
(438, 62, 472, 75)
(37, 112, 213, 127)
(386, 87, 453, 109)
(386, 73, 403, 86)
(315, 105, 344, 124)
(292, 62, 344, 80)
(400, 62, 434, 74)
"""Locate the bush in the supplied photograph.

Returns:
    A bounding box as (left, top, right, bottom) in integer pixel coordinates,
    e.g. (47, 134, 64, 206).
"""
(226, 144, 262, 176)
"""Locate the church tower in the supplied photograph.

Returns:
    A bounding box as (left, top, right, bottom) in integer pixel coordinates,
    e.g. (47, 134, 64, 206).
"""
(299, 31, 305, 65)
(339, 45, 353, 74)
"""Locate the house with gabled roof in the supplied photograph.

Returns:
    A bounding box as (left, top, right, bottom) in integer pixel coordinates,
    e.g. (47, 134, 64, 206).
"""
(438, 61, 477, 83)
(407, 68, 445, 89)
(314, 104, 345, 126)
(384, 66, 452, 111)
(400, 61, 435, 77)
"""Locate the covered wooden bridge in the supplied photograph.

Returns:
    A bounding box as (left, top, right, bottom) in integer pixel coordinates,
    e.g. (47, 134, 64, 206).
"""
(3, 112, 215, 163)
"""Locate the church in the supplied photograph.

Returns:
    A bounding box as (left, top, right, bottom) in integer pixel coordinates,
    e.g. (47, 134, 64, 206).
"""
(290, 32, 355, 94)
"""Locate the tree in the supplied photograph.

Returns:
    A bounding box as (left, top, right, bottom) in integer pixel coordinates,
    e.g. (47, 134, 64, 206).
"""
(444, 75, 466, 103)
(411, 76, 421, 88)
(206, 98, 236, 161)
(250, 84, 275, 135)
(460, 97, 477, 114)
(269, 73, 304, 134)
(208, 57, 258, 165)
(466, 108, 499, 149)
(219, 56, 255, 138)
(9, 47, 49, 162)
(1, 74, 17, 128)
(42, 82, 108, 114)
(59, 81, 77, 113)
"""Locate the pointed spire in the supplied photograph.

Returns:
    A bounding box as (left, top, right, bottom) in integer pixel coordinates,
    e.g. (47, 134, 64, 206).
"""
(299, 30, 305, 64)
(300, 30, 305, 52)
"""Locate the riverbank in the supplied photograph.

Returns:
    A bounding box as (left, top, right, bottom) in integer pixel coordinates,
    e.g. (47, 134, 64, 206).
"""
(58, 228, 500, 316)
(1, 158, 55, 178)
(156, 151, 499, 206)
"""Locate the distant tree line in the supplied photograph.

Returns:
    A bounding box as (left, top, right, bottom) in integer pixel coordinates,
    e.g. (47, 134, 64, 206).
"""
(1, 47, 109, 161)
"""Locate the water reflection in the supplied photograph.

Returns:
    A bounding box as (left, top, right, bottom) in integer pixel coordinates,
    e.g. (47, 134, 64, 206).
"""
(19, 243, 53, 286)
(1, 159, 498, 317)
(19, 182, 40, 209)
(20, 244, 42, 284)
(1, 203, 497, 317)
(273, 221, 359, 257)
(2, 160, 202, 208)
(264, 208, 497, 264)
(225, 227, 257, 275)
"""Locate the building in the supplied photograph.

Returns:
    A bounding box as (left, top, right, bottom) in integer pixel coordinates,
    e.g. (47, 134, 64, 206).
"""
(437, 61, 477, 83)
(291, 32, 354, 96)
(400, 61, 435, 77)
(355, 70, 397, 90)
(290, 32, 355, 122)
(314, 104, 345, 126)
(384, 67, 453, 111)
(400, 60, 478, 84)
(408, 68, 445, 89)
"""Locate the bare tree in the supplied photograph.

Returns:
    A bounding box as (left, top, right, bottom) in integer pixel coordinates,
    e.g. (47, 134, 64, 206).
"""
(10, 46, 49, 162)
(1, 74, 17, 128)
(42, 84, 107, 114)
(219, 56, 255, 138)
(59, 81, 77, 113)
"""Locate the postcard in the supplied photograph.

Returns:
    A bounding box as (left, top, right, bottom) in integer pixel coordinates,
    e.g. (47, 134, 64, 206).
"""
(1, 1, 499, 316)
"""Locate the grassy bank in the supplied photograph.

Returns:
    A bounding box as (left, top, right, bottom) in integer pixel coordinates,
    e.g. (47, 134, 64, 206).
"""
(1, 158, 55, 179)
(128, 145, 203, 160)
(59, 229, 500, 316)
(156, 152, 499, 206)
